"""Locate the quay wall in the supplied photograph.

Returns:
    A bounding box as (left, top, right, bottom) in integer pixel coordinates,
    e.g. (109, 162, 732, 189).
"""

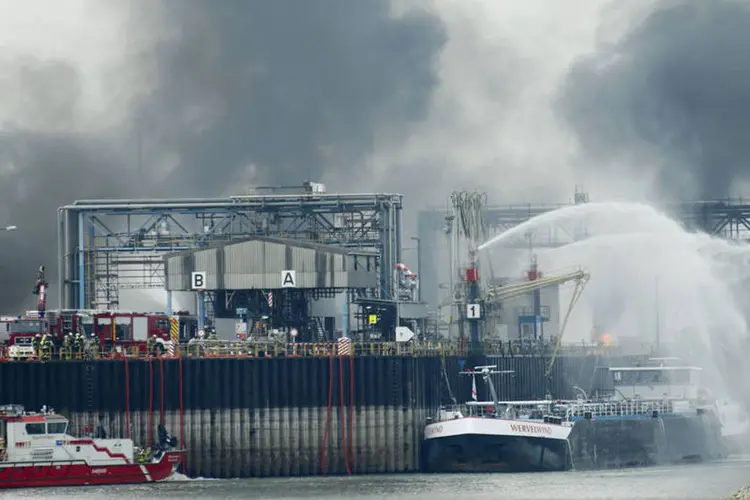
(0, 354, 639, 478)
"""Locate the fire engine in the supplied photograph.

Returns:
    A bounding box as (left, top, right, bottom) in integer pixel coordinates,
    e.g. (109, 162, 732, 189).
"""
(1, 316, 49, 360)
(91, 311, 198, 354)
(3, 311, 199, 358)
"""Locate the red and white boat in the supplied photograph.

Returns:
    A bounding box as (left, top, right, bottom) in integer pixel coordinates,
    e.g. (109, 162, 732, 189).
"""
(0, 404, 185, 489)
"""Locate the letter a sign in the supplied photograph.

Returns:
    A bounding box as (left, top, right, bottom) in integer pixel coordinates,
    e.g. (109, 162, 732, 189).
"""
(281, 270, 297, 288)
(191, 272, 206, 290)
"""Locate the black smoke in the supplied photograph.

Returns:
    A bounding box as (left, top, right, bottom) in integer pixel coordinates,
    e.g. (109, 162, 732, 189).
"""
(0, 0, 447, 311)
(0, 56, 140, 312)
(557, 0, 750, 201)
(135, 0, 446, 195)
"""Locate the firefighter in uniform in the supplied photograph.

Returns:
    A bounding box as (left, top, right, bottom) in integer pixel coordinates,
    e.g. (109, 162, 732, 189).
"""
(73, 332, 84, 359)
(39, 334, 52, 361)
(89, 333, 100, 359)
(61, 333, 72, 360)
(32, 334, 42, 359)
(146, 335, 157, 357)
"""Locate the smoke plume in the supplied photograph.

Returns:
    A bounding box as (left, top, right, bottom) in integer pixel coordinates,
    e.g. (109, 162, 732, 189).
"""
(557, 0, 750, 201)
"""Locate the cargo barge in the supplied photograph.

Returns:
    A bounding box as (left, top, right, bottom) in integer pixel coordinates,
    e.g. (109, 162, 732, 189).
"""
(422, 358, 726, 473)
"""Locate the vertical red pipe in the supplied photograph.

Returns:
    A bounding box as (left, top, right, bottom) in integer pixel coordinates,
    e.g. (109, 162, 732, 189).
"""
(159, 357, 165, 425)
(338, 356, 351, 476)
(320, 355, 334, 475)
(348, 355, 355, 470)
(123, 356, 131, 439)
(148, 357, 153, 447)
(178, 355, 186, 470)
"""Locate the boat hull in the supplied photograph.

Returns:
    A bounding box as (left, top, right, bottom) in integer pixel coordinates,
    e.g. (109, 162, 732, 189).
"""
(0, 451, 183, 489)
(568, 413, 725, 470)
(422, 433, 572, 473)
(422, 418, 573, 473)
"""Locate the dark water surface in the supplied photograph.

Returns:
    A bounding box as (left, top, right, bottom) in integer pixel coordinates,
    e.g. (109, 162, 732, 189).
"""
(3, 457, 750, 499)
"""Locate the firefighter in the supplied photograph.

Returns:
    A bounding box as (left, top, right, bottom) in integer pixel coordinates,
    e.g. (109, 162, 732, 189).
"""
(88, 333, 100, 359)
(39, 334, 52, 361)
(66, 333, 75, 359)
(32, 334, 42, 359)
(146, 335, 157, 356)
(61, 333, 72, 360)
(73, 332, 84, 359)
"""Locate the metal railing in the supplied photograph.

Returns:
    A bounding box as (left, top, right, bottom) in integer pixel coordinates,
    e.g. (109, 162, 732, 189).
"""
(563, 400, 675, 420)
(0, 339, 648, 362)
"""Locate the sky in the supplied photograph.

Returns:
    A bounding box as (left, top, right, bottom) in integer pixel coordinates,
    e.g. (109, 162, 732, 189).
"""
(1, 0, 750, 310)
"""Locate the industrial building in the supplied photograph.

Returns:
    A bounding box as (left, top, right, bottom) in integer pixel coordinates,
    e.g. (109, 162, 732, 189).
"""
(163, 235, 383, 340)
(57, 183, 427, 341)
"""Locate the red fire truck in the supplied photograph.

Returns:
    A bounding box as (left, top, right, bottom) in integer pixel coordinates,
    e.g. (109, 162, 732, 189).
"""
(91, 311, 198, 355)
(1, 316, 49, 360)
(4, 310, 198, 357)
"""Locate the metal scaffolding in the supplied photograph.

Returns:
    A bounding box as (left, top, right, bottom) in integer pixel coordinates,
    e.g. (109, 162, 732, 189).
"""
(57, 192, 402, 310)
(418, 195, 750, 308)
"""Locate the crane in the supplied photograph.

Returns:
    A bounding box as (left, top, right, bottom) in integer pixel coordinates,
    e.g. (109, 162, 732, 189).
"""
(484, 267, 591, 384)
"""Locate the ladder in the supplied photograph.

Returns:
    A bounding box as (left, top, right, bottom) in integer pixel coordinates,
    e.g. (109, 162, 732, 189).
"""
(313, 317, 326, 341)
(84, 363, 96, 412)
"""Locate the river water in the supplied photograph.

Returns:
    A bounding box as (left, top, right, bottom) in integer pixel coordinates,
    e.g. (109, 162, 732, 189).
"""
(4, 457, 750, 499)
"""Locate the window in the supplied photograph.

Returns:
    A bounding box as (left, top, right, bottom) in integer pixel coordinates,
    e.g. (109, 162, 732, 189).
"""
(156, 319, 169, 330)
(47, 422, 67, 434)
(25, 423, 45, 435)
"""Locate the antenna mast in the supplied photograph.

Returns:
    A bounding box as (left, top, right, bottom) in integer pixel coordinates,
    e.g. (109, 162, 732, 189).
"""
(460, 365, 514, 414)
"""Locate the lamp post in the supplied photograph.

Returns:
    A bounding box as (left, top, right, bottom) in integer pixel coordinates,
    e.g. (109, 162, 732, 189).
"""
(411, 236, 421, 301)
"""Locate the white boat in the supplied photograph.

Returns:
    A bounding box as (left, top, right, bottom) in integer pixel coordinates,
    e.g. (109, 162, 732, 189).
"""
(422, 366, 574, 473)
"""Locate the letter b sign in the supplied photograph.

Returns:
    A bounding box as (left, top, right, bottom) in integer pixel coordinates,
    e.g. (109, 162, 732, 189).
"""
(191, 272, 206, 290)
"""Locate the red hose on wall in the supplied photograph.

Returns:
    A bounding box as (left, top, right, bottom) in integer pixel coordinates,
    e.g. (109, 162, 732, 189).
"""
(178, 355, 186, 471)
(148, 357, 153, 448)
(348, 354, 355, 470)
(159, 357, 165, 425)
(339, 355, 351, 476)
(320, 355, 334, 475)
(123, 356, 131, 439)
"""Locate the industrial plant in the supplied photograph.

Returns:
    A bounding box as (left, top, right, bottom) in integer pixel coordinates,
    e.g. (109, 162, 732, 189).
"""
(0, 183, 746, 479)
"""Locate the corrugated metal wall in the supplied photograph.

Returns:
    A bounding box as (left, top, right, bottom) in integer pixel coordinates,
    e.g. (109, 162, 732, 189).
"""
(164, 239, 377, 290)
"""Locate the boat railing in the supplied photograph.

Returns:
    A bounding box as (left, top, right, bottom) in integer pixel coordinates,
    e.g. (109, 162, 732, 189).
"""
(435, 402, 552, 420)
(562, 400, 675, 420)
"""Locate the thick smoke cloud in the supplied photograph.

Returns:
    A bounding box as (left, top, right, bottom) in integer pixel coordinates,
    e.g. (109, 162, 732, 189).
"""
(0, 0, 446, 311)
(0, 55, 140, 312)
(557, 0, 750, 201)
(135, 0, 446, 195)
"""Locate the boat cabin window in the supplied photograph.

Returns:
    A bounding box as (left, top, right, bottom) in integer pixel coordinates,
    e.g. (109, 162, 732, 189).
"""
(25, 423, 46, 435)
(612, 369, 691, 386)
(47, 422, 67, 434)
